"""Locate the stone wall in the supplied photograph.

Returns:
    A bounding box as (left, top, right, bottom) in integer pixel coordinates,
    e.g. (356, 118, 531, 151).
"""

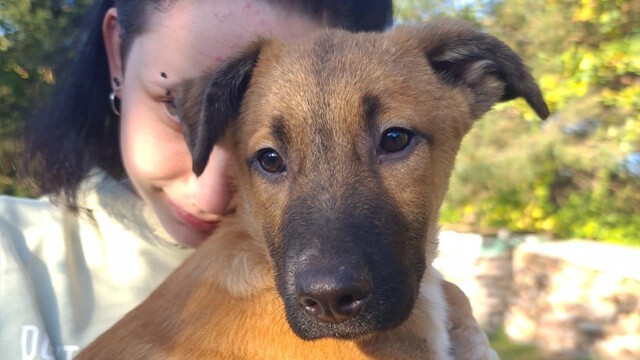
(504, 240, 640, 360)
(435, 232, 640, 360)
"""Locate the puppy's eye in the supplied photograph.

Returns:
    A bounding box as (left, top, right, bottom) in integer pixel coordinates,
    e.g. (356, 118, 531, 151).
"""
(257, 148, 286, 174)
(380, 127, 413, 153)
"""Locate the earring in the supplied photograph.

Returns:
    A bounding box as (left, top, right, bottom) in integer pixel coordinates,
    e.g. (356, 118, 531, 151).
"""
(109, 91, 121, 116)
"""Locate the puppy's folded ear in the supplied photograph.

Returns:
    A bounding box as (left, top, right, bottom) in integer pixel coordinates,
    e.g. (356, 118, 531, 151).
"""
(408, 19, 549, 120)
(176, 39, 266, 176)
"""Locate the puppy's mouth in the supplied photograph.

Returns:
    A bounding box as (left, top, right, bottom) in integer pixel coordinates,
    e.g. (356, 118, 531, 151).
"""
(287, 301, 415, 340)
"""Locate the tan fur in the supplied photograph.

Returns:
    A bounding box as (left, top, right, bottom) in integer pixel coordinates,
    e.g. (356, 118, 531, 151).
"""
(78, 20, 546, 360)
(79, 217, 448, 359)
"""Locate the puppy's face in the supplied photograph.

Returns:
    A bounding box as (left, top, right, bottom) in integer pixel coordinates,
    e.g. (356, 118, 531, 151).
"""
(178, 20, 548, 340)
(233, 32, 475, 339)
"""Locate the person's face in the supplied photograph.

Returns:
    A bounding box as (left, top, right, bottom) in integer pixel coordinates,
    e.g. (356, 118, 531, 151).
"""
(104, 0, 323, 247)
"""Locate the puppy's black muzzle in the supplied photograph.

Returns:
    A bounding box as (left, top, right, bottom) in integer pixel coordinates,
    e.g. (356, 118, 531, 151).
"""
(272, 187, 427, 340)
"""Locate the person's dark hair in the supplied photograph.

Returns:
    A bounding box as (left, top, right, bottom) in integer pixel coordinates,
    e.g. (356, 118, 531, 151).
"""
(26, 0, 393, 205)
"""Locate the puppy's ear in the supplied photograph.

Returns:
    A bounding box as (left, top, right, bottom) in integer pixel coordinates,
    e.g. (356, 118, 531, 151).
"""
(176, 39, 266, 176)
(411, 19, 549, 120)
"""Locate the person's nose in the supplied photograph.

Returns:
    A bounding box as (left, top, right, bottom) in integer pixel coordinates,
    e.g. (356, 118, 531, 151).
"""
(191, 145, 233, 215)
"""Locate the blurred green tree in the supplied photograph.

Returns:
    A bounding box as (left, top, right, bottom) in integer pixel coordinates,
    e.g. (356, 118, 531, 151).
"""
(1, 0, 92, 196)
(395, 0, 640, 245)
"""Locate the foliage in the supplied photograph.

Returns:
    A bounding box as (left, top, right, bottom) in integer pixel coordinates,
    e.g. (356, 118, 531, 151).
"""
(395, 0, 640, 245)
(0, 0, 93, 197)
(393, 0, 487, 24)
(489, 329, 544, 360)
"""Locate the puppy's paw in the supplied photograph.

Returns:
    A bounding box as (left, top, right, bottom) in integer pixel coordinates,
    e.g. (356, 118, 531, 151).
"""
(443, 281, 498, 360)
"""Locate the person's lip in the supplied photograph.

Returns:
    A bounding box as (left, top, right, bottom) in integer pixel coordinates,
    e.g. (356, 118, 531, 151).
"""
(165, 195, 219, 233)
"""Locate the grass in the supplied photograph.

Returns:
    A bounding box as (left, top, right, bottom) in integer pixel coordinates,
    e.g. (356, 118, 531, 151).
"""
(489, 330, 545, 360)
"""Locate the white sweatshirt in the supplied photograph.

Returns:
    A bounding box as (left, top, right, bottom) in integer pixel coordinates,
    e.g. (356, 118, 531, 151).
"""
(0, 171, 192, 360)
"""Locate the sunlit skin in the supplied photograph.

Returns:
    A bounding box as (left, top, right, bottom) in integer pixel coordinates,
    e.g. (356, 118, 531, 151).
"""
(103, 0, 323, 247)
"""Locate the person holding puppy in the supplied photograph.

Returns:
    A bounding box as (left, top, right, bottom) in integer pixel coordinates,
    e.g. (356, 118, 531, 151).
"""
(0, 0, 493, 358)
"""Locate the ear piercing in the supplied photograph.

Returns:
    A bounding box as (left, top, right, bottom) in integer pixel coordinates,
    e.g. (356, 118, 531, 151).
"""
(109, 91, 120, 116)
(110, 77, 122, 116)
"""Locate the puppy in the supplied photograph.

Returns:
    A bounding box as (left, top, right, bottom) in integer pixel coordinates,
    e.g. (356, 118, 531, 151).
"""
(78, 19, 548, 359)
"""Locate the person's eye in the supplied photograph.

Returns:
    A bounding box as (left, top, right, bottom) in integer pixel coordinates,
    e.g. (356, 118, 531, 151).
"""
(163, 98, 180, 124)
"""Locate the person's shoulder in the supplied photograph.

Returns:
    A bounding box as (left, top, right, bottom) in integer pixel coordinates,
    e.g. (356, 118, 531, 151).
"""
(0, 169, 123, 224)
(0, 194, 59, 269)
(0, 169, 126, 241)
(0, 193, 53, 208)
(0, 194, 59, 229)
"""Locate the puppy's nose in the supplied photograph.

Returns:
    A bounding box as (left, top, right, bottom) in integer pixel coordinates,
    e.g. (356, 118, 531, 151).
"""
(295, 265, 371, 323)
